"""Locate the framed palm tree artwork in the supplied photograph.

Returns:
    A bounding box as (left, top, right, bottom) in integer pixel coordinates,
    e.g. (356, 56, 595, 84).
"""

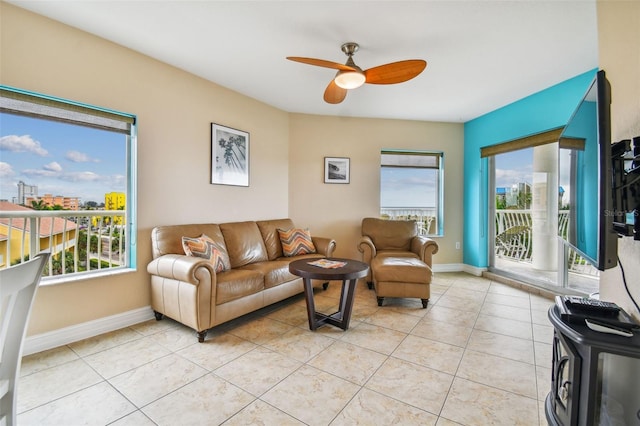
(211, 123, 249, 186)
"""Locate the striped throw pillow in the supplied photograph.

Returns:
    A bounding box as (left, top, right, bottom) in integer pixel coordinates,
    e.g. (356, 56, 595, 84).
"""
(278, 228, 316, 257)
(182, 234, 230, 273)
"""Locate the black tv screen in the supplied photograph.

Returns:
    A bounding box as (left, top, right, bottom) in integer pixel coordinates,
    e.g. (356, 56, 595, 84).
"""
(558, 70, 617, 270)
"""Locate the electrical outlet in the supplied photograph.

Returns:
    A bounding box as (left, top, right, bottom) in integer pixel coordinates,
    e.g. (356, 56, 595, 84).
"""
(455, 242, 460, 250)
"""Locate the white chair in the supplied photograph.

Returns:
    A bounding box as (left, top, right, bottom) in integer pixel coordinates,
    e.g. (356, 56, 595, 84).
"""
(0, 252, 49, 426)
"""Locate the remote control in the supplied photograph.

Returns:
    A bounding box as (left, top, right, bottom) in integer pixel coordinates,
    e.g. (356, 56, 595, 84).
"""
(585, 318, 633, 337)
(564, 296, 621, 315)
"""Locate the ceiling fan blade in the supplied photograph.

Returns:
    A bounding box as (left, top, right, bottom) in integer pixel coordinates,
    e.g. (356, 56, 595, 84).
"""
(323, 80, 347, 104)
(287, 57, 356, 71)
(364, 60, 427, 85)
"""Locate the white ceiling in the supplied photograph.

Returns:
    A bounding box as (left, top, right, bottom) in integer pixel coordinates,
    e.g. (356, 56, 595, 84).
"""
(8, 0, 598, 123)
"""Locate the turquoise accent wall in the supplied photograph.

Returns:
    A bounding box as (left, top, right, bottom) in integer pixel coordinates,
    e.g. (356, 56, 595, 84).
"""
(462, 69, 597, 268)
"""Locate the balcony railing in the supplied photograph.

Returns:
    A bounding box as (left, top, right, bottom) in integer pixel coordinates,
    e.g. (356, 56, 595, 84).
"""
(0, 210, 127, 280)
(495, 209, 598, 276)
(380, 207, 437, 236)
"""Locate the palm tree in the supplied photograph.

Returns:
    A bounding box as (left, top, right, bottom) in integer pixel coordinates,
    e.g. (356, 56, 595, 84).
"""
(218, 135, 246, 172)
(30, 199, 49, 210)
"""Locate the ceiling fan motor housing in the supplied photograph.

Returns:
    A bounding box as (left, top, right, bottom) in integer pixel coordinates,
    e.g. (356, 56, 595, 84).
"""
(341, 42, 360, 57)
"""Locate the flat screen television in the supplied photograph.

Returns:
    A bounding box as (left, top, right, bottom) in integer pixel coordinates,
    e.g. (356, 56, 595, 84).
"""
(558, 70, 618, 270)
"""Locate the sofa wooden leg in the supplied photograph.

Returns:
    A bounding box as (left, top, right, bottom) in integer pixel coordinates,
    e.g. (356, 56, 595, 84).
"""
(322, 282, 329, 290)
(367, 281, 373, 290)
(197, 330, 207, 343)
(377, 297, 384, 306)
(154, 311, 164, 321)
(421, 299, 429, 309)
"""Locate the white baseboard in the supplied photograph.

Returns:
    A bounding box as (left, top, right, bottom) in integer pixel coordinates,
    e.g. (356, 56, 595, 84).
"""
(462, 264, 487, 276)
(432, 263, 464, 273)
(432, 263, 487, 276)
(24, 306, 155, 356)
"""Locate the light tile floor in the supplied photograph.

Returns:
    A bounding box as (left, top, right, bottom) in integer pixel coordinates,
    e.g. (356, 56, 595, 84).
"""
(17, 272, 556, 425)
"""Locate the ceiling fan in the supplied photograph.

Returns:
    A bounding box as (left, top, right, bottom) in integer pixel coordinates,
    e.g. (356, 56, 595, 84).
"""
(286, 42, 427, 104)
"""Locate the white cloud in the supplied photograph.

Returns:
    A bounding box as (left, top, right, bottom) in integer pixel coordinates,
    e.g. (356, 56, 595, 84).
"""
(0, 134, 48, 156)
(60, 171, 101, 182)
(22, 168, 59, 178)
(43, 161, 63, 172)
(0, 162, 15, 178)
(495, 168, 531, 188)
(66, 150, 100, 163)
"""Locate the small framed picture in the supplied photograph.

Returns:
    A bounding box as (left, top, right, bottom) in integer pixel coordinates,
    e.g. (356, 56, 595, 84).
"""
(211, 123, 249, 186)
(324, 157, 350, 184)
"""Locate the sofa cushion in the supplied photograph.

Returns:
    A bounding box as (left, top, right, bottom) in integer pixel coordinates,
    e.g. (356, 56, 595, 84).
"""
(256, 218, 295, 260)
(152, 223, 225, 258)
(219, 221, 269, 268)
(215, 269, 264, 304)
(240, 260, 298, 289)
(182, 234, 230, 273)
(278, 228, 317, 257)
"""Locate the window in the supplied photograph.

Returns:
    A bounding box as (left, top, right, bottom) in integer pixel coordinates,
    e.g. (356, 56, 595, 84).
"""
(380, 150, 444, 236)
(0, 86, 137, 279)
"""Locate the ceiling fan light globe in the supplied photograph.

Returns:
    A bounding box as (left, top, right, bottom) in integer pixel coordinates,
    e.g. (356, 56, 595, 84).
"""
(334, 71, 365, 89)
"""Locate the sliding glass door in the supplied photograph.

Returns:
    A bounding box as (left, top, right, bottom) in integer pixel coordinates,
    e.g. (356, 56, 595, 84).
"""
(488, 144, 599, 294)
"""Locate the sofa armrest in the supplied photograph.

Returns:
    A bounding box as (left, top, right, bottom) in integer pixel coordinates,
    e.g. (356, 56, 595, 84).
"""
(410, 236, 439, 267)
(147, 254, 216, 285)
(312, 236, 337, 257)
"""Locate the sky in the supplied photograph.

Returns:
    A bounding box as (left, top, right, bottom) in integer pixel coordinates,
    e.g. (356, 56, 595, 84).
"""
(0, 113, 126, 204)
(381, 148, 537, 209)
(495, 148, 533, 190)
(381, 167, 437, 208)
(0, 110, 548, 209)
(495, 147, 573, 208)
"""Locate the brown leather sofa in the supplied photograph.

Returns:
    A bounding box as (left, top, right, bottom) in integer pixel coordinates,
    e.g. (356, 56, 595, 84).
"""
(148, 218, 336, 342)
(357, 218, 438, 307)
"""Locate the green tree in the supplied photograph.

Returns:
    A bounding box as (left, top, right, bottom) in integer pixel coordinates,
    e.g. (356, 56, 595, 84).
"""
(111, 228, 125, 252)
(30, 199, 49, 210)
(517, 191, 532, 209)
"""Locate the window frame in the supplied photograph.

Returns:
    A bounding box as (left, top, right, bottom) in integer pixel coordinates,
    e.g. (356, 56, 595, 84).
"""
(0, 85, 138, 278)
(380, 149, 445, 237)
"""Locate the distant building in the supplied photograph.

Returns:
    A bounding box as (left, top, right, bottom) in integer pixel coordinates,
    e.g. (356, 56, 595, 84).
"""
(105, 192, 125, 210)
(25, 194, 80, 210)
(0, 200, 77, 268)
(496, 187, 507, 205)
(104, 192, 126, 225)
(495, 182, 532, 209)
(17, 181, 38, 205)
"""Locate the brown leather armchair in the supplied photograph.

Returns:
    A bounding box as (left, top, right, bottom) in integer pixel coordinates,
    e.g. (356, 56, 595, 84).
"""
(357, 218, 439, 307)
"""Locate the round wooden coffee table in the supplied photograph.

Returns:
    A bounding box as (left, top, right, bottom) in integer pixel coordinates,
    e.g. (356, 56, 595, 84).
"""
(289, 258, 369, 331)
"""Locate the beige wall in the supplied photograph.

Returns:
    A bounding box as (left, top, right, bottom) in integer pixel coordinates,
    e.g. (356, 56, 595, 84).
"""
(597, 1, 640, 320)
(2, 3, 464, 337)
(288, 114, 464, 263)
(1, 3, 291, 334)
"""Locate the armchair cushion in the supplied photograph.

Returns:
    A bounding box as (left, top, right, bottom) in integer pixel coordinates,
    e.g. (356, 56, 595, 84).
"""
(361, 217, 417, 251)
(278, 228, 316, 257)
(182, 234, 230, 272)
